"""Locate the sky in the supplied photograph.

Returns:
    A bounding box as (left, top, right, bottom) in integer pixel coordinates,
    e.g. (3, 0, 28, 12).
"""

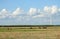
(0, 0, 60, 25)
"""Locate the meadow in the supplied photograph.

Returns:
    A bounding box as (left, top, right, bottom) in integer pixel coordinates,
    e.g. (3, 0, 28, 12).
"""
(0, 25, 60, 39)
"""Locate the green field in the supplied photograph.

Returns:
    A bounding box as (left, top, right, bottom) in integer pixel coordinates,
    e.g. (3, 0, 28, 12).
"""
(0, 26, 60, 39)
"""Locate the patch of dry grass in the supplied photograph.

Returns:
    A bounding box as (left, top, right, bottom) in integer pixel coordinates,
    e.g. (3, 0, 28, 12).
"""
(0, 27, 60, 39)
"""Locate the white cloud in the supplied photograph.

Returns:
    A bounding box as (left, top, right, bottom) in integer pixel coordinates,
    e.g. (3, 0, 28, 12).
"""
(51, 6, 58, 14)
(32, 14, 44, 18)
(28, 8, 38, 16)
(11, 8, 24, 17)
(44, 5, 58, 14)
(44, 6, 51, 13)
(0, 9, 9, 18)
(33, 5, 59, 18)
(0, 6, 59, 19)
(58, 8, 60, 12)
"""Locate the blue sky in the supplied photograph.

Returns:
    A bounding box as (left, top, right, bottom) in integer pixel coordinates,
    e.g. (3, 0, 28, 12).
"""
(0, 0, 60, 25)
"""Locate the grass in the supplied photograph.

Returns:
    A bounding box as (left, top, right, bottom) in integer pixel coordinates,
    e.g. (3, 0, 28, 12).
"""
(0, 27, 47, 32)
(0, 26, 60, 39)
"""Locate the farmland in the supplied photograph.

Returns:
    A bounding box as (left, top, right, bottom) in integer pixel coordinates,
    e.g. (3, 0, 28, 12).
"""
(0, 25, 60, 39)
